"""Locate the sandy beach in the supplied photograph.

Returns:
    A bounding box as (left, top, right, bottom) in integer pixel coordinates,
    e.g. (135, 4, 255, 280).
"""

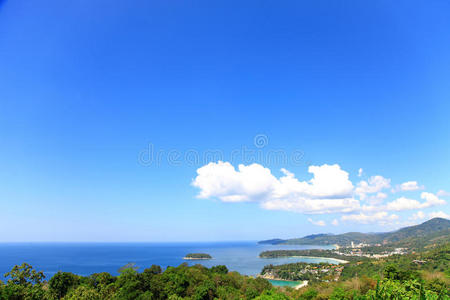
(281, 255, 349, 264)
(295, 281, 308, 289)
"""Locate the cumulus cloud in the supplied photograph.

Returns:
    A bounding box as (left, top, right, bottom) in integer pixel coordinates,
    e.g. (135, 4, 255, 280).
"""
(355, 176, 391, 200)
(399, 181, 422, 191)
(385, 197, 423, 211)
(392, 181, 424, 192)
(308, 218, 326, 226)
(193, 161, 447, 224)
(358, 168, 363, 177)
(192, 162, 276, 202)
(331, 219, 339, 226)
(366, 192, 388, 205)
(382, 192, 446, 212)
(193, 162, 359, 214)
(421, 192, 446, 206)
(341, 212, 399, 225)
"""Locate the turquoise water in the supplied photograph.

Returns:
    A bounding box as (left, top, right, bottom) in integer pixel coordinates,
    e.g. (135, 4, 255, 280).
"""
(0, 242, 336, 278)
(268, 279, 301, 287)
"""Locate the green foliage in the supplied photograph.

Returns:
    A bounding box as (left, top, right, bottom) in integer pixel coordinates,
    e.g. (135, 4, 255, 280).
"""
(210, 265, 228, 275)
(254, 289, 290, 300)
(260, 249, 362, 262)
(261, 262, 342, 282)
(48, 271, 79, 299)
(64, 285, 101, 300)
(2, 263, 46, 300)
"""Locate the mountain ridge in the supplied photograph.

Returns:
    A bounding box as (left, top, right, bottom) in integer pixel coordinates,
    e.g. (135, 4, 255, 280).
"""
(259, 217, 450, 247)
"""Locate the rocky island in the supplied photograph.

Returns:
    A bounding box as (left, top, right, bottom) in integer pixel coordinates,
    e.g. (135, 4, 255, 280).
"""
(183, 253, 212, 260)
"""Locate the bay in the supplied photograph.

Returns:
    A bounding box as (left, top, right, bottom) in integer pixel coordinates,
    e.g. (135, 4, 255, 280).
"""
(0, 242, 337, 281)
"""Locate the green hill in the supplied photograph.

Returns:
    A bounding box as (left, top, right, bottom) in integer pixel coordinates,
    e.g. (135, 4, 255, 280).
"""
(259, 217, 450, 248)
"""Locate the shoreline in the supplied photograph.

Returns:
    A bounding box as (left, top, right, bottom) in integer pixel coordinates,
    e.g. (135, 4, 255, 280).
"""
(182, 257, 212, 260)
(261, 255, 349, 264)
(262, 276, 309, 290)
(295, 280, 308, 290)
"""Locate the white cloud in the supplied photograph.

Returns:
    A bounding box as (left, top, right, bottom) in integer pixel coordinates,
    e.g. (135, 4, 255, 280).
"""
(192, 161, 276, 202)
(421, 192, 446, 207)
(341, 212, 399, 225)
(409, 211, 425, 220)
(193, 161, 447, 222)
(383, 192, 446, 212)
(193, 162, 359, 214)
(392, 181, 424, 193)
(399, 181, 423, 191)
(366, 192, 388, 205)
(355, 176, 391, 200)
(358, 168, 363, 177)
(308, 218, 326, 226)
(428, 211, 450, 219)
(386, 197, 423, 211)
(331, 219, 339, 226)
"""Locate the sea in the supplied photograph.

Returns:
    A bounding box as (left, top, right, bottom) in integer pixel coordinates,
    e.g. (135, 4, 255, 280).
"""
(0, 242, 337, 286)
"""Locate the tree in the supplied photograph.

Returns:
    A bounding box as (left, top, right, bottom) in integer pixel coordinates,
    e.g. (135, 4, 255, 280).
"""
(65, 285, 101, 300)
(3, 263, 46, 300)
(48, 271, 79, 299)
(210, 265, 228, 275)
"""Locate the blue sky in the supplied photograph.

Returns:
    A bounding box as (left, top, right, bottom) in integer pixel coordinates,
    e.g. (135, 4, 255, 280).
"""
(0, 0, 449, 242)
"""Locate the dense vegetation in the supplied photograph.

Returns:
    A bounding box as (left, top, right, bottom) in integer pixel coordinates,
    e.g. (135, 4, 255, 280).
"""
(270, 244, 449, 299)
(183, 254, 212, 260)
(261, 262, 343, 282)
(259, 218, 450, 248)
(259, 249, 363, 262)
(0, 263, 278, 300)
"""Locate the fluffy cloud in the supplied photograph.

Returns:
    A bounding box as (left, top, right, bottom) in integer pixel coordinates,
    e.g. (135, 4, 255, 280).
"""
(341, 212, 399, 225)
(192, 162, 276, 202)
(355, 176, 391, 200)
(331, 219, 339, 226)
(385, 197, 423, 211)
(358, 168, 363, 177)
(392, 181, 424, 193)
(308, 218, 326, 226)
(399, 181, 423, 191)
(383, 192, 446, 212)
(193, 162, 359, 214)
(193, 161, 447, 224)
(366, 192, 388, 205)
(421, 192, 446, 206)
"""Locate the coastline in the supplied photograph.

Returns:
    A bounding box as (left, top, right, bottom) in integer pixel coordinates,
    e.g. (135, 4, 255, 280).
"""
(261, 275, 308, 290)
(295, 280, 308, 290)
(261, 255, 349, 264)
(182, 257, 212, 260)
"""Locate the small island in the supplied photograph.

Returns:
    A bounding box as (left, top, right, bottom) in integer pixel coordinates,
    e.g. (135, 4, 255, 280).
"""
(183, 253, 212, 260)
